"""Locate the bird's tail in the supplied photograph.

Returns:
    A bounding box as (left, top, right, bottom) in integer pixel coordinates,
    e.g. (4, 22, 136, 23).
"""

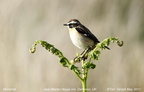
(104, 46, 110, 50)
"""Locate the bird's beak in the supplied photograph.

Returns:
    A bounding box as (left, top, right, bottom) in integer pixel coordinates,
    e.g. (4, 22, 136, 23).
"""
(63, 23, 68, 26)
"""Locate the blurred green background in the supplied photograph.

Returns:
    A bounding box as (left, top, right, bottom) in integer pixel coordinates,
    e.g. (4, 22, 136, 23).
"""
(0, 0, 144, 92)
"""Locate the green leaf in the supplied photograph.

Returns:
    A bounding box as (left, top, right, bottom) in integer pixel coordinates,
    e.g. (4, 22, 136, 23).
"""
(117, 41, 124, 47)
(90, 50, 100, 60)
(82, 62, 96, 69)
(29, 40, 70, 68)
(59, 57, 68, 67)
(68, 65, 81, 74)
(29, 47, 36, 53)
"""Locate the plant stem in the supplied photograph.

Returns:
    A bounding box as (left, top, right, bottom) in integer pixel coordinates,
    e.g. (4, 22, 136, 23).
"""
(72, 70, 83, 82)
(82, 79, 87, 92)
(81, 59, 87, 92)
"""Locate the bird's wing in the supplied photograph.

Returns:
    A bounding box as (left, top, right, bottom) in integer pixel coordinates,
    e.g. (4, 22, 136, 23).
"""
(76, 25, 100, 43)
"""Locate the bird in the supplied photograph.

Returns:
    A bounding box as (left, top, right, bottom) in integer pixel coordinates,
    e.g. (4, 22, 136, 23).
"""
(63, 19, 110, 51)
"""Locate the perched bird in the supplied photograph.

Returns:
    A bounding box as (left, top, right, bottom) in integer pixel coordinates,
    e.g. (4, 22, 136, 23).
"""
(63, 19, 110, 51)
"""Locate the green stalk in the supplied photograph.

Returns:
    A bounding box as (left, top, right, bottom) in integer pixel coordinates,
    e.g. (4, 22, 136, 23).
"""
(82, 78, 87, 92)
(72, 70, 83, 82)
(81, 59, 87, 92)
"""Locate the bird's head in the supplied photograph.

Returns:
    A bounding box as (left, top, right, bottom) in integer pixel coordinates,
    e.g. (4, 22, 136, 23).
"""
(63, 19, 81, 28)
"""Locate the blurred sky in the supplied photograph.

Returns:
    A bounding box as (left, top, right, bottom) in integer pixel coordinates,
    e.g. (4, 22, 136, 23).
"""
(0, 0, 144, 92)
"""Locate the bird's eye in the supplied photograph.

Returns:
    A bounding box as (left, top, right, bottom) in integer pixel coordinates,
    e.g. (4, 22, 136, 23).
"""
(69, 24, 73, 28)
(68, 23, 78, 28)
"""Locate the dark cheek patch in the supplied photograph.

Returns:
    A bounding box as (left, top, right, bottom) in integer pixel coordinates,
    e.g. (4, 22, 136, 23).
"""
(69, 24, 78, 28)
(69, 25, 73, 28)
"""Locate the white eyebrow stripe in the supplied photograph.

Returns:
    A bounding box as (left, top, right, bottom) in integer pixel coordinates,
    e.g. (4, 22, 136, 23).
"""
(69, 21, 77, 24)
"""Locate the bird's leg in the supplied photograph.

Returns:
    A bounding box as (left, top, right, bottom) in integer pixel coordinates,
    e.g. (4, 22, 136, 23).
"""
(73, 48, 91, 63)
(73, 54, 81, 63)
(80, 49, 88, 56)
(80, 48, 91, 60)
